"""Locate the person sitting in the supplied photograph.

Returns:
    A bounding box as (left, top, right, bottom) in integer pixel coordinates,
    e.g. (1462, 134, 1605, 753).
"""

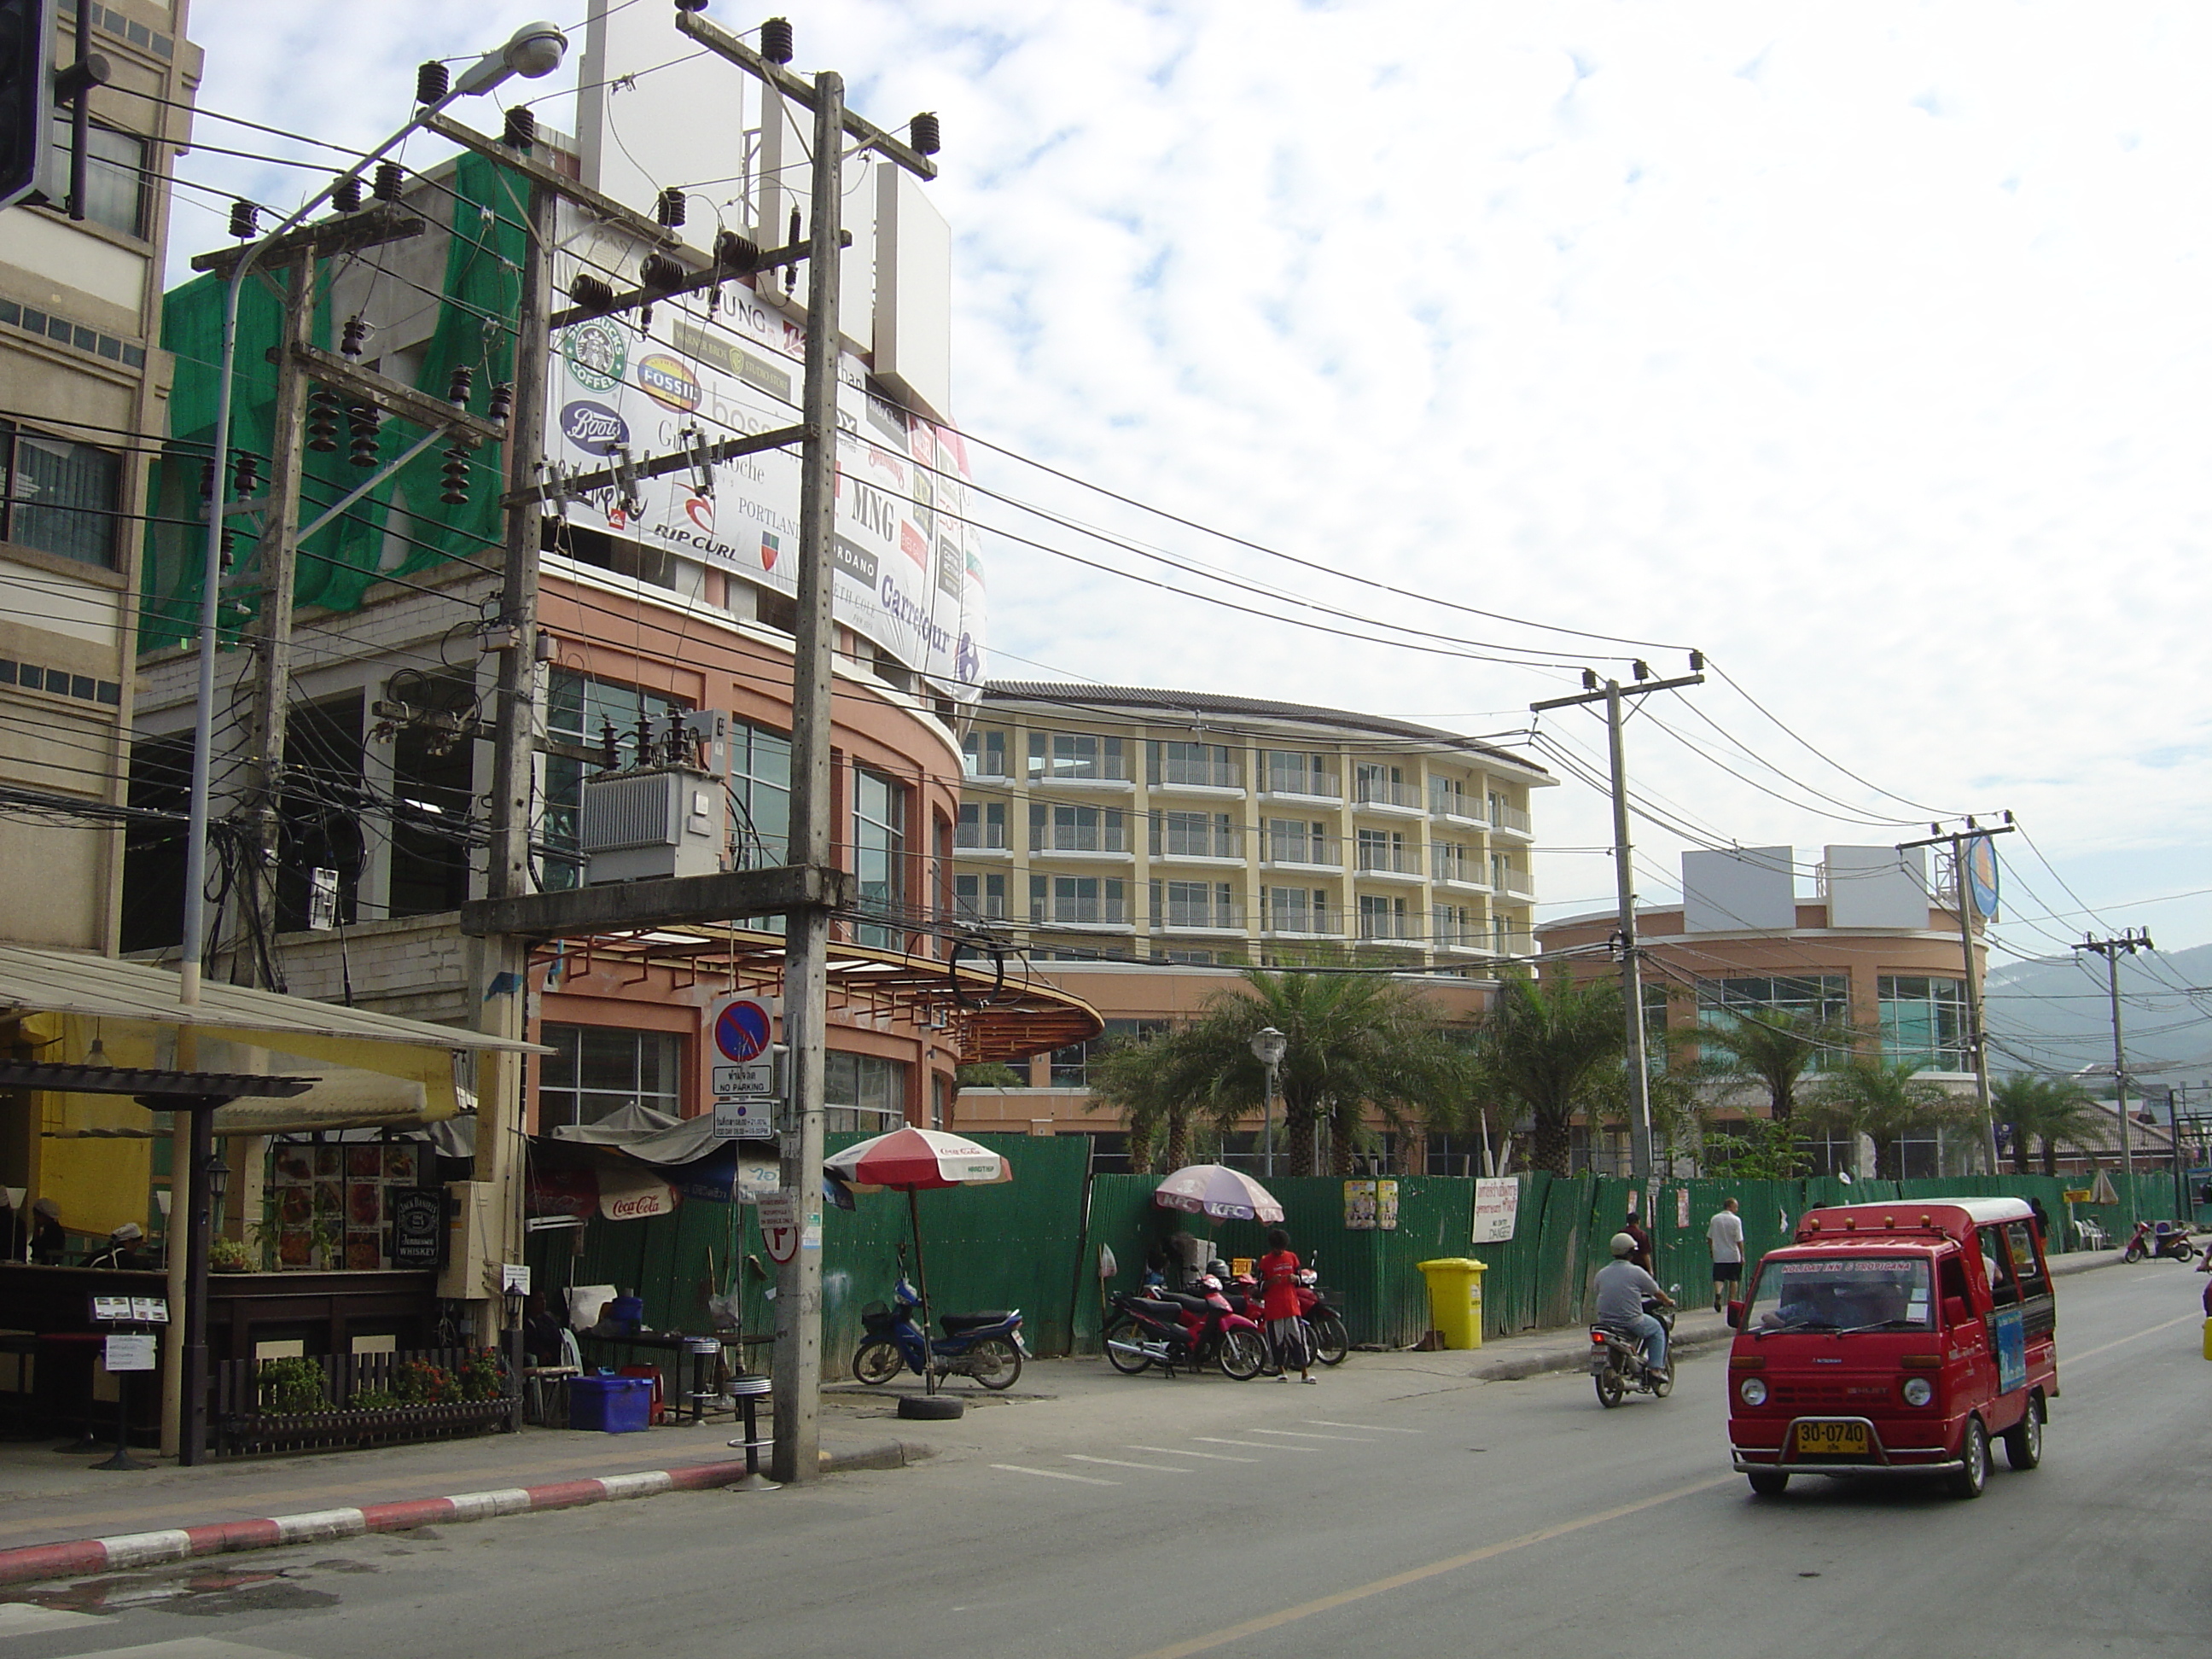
(29, 1198, 65, 1265)
(521, 1290, 567, 1367)
(1593, 1231, 1674, 1375)
(87, 1221, 147, 1271)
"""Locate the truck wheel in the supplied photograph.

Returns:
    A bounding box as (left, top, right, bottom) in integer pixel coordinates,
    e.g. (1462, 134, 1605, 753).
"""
(1746, 1470, 1790, 1497)
(2003, 1394, 2043, 1470)
(1949, 1417, 1989, 1499)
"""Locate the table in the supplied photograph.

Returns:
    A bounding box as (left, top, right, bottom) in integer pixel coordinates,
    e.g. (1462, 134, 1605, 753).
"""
(575, 1331, 746, 1425)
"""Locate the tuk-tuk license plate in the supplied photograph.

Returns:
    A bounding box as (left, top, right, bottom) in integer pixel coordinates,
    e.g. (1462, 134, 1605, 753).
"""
(1794, 1421, 1869, 1456)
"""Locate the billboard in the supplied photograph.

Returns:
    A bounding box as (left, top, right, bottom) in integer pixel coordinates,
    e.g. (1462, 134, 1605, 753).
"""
(547, 281, 987, 700)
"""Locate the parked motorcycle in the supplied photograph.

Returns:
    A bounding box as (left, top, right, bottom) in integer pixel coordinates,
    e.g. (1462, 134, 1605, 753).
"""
(2121, 1220, 2197, 1264)
(1211, 1260, 1352, 1368)
(1589, 1292, 1677, 1408)
(852, 1265, 1025, 1391)
(1103, 1277, 1268, 1379)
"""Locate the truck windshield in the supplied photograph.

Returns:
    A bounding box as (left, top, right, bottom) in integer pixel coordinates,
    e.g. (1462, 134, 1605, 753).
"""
(1745, 1256, 1933, 1332)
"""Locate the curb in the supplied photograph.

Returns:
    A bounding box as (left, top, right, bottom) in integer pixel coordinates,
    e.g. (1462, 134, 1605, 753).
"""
(0, 1440, 928, 1591)
(1471, 1328, 1733, 1383)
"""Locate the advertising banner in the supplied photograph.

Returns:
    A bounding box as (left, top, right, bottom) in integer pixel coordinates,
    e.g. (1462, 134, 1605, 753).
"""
(549, 284, 987, 699)
(1473, 1178, 1520, 1243)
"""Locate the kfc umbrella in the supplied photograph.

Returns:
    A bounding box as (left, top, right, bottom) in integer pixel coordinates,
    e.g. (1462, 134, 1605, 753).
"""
(1152, 1162, 1285, 1224)
(824, 1128, 1013, 1394)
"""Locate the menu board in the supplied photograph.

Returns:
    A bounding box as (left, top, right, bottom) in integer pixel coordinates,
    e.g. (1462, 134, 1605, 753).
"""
(269, 1140, 424, 1271)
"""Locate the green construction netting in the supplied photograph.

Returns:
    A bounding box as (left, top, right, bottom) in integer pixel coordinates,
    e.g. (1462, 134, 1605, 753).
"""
(140, 152, 527, 651)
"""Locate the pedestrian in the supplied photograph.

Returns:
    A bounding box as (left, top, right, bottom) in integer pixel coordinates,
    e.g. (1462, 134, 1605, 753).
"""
(1621, 1207, 1653, 1273)
(1256, 1227, 1314, 1384)
(2026, 1196, 2050, 1243)
(1707, 1197, 1745, 1313)
(29, 1197, 64, 1264)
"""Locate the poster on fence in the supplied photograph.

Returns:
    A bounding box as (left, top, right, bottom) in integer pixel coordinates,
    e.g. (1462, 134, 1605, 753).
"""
(1343, 1180, 1377, 1230)
(1473, 1178, 1520, 1243)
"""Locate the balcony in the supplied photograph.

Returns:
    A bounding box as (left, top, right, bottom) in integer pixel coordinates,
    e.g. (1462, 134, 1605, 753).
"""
(1032, 828, 1132, 857)
(954, 826, 1010, 853)
(1031, 897, 1132, 928)
(1429, 853, 1486, 888)
(1354, 911, 1420, 944)
(1353, 778, 1423, 812)
(1490, 801, 1534, 835)
(1260, 904, 1343, 938)
(1260, 833, 1342, 870)
(1151, 898, 1246, 933)
(1354, 842, 1424, 880)
(1493, 867, 1535, 898)
(1260, 767, 1342, 801)
(1149, 756, 1242, 792)
(1148, 820, 1244, 862)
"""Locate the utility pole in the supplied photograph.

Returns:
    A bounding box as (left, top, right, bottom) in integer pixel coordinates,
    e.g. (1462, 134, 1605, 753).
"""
(679, 7, 939, 1482)
(1531, 655, 1704, 1180)
(1897, 820, 2013, 1174)
(2075, 928, 2153, 1229)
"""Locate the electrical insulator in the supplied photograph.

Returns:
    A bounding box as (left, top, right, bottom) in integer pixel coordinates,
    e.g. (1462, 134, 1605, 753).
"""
(439, 442, 471, 506)
(656, 188, 685, 229)
(760, 17, 794, 63)
(571, 273, 614, 312)
(331, 173, 363, 213)
(229, 200, 259, 239)
(599, 719, 621, 772)
(502, 107, 536, 150)
(416, 61, 451, 105)
(373, 162, 405, 202)
(232, 451, 260, 496)
(487, 382, 515, 423)
(634, 713, 655, 769)
(198, 459, 215, 499)
(218, 529, 236, 567)
(674, 0, 707, 12)
(910, 112, 941, 156)
(714, 230, 760, 276)
(446, 365, 475, 405)
(340, 315, 368, 358)
(306, 387, 340, 453)
(641, 253, 684, 294)
(346, 404, 381, 469)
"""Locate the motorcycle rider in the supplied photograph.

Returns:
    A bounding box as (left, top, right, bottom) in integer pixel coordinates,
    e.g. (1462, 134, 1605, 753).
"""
(1594, 1231, 1674, 1377)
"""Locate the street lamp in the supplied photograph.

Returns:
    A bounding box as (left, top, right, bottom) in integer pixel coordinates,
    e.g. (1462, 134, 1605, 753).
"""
(1249, 1027, 1287, 1178)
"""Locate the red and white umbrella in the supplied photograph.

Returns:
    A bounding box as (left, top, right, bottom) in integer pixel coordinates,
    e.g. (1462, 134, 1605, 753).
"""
(824, 1126, 1011, 1192)
(1153, 1163, 1285, 1224)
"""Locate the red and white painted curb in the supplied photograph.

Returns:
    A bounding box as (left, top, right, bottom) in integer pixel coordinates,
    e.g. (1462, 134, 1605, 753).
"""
(0, 1459, 758, 1588)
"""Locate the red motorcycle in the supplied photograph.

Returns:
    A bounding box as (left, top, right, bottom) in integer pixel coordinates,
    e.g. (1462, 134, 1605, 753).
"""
(1103, 1276, 1268, 1379)
(1213, 1260, 1352, 1367)
(2120, 1220, 2197, 1263)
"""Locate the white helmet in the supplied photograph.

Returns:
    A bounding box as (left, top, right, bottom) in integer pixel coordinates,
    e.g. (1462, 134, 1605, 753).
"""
(1610, 1232, 1639, 1258)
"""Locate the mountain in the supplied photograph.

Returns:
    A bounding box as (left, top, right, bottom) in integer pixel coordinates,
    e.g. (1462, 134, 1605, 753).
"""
(1982, 942, 2212, 1096)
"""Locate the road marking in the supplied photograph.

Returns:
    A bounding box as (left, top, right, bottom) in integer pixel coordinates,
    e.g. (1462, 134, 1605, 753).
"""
(57, 1642, 311, 1657)
(1129, 1444, 1257, 1463)
(2064, 1313, 2197, 1365)
(1069, 1455, 1193, 1473)
(991, 1463, 1120, 1486)
(1244, 1428, 1375, 1442)
(1126, 1476, 1734, 1659)
(1191, 1436, 1319, 1452)
(1303, 1419, 1420, 1434)
(0, 1604, 106, 1634)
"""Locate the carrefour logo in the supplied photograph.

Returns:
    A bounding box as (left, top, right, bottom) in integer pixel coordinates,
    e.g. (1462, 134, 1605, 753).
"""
(636, 353, 701, 412)
(559, 400, 629, 456)
(562, 319, 626, 392)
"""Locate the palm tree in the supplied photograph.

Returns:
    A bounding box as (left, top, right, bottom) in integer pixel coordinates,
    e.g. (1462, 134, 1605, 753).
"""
(1086, 1027, 1226, 1173)
(1806, 1060, 1970, 1179)
(1472, 970, 1625, 1176)
(1693, 1006, 1858, 1125)
(1992, 1074, 2102, 1175)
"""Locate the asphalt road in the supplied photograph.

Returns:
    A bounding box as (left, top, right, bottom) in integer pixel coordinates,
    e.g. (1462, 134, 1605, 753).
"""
(4, 1265, 2207, 1659)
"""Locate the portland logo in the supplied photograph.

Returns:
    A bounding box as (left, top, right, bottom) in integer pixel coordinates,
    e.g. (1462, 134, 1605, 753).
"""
(562, 319, 626, 392)
(559, 400, 629, 456)
(636, 352, 701, 412)
(759, 531, 781, 571)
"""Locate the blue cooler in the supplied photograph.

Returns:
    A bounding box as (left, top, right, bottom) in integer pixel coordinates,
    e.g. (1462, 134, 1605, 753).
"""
(567, 1374, 653, 1433)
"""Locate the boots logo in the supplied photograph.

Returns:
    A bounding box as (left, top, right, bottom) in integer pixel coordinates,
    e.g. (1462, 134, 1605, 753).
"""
(562, 319, 626, 391)
(636, 353, 701, 412)
(559, 401, 629, 456)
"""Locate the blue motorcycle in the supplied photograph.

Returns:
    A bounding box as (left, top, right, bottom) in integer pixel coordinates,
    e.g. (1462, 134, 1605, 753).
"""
(852, 1265, 1025, 1391)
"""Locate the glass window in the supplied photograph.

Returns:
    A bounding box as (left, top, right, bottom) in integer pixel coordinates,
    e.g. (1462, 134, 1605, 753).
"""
(956, 801, 1006, 849)
(1980, 1225, 2020, 1307)
(0, 421, 121, 567)
(1027, 731, 1125, 780)
(1152, 878, 1231, 928)
(1697, 975, 1851, 1069)
(2003, 1220, 2047, 1296)
(1745, 1255, 1934, 1332)
(538, 1024, 682, 1130)
(1261, 749, 1333, 795)
(1153, 809, 1234, 859)
(953, 871, 1005, 919)
(961, 729, 1006, 777)
(1029, 803, 1126, 853)
(852, 767, 905, 948)
(1029, 874, 1123, 925)
(48, 115, 149, 238)
(825, 1051, 906, 1135)
(1147, 740, 1237, 788)
(1050, 1018, 1166, 1087)
(1879, 976, 1968, 1069)
(729, 721, 790, 865)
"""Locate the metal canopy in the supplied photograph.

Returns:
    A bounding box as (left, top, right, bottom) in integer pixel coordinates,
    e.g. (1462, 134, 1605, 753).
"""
(542, 926, 1102, 1064)
(0, 1062, 314, 1099)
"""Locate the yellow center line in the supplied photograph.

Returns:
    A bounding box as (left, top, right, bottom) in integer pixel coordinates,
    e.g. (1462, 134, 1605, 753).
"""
(2064, 1313, 2197, 1365)
(1126, 1475, 1735, 1659)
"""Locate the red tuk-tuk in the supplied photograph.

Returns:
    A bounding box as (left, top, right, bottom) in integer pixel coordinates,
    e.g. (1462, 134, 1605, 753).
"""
(1726, 1197, 2057, 1499)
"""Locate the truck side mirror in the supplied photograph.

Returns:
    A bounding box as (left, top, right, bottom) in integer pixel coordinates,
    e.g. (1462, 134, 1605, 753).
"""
(1942, 1295, 1973, 1329)
(1725, 1300, 1743, 1329)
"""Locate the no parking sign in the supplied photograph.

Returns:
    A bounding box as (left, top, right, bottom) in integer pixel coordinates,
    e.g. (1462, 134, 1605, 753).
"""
(707, 994, 780, 1138)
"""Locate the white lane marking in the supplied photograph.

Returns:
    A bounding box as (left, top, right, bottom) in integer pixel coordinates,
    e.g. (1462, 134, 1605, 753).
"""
(1129, 1444, 1257, 1463)
(2065, 1313, 2197, 1365)
(1245, 1428, 1376, 1442)
(0, 1604, 106, 1634)
(1069, 1454, 1192, 1473)
(1303, 1419, 1421, 1434)
(1192, 1436, 1319, 1452)
(55, 1641, 313, 1657)
(991, 1463, 1120, 1486)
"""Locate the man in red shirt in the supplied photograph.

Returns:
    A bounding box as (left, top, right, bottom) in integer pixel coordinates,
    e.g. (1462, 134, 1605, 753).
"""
(1257, 1228, 1314, 1383)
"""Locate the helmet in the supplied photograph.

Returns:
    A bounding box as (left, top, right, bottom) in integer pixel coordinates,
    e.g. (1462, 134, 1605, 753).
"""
(1196, 1273, 1222, 1292)
(1610, 1232, 1639, 1258)
(1206, 1259, 1232, 1281)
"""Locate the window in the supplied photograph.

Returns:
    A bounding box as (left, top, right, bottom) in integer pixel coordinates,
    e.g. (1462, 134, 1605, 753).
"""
(825, 1051, 906, 1135)
(1030, 803, 1126, 853)
(1356, 763, 1410, 806)
(48, 115, 150, 238)
(1152, 879, 1233, 929)
(729, 722, 791, 865)
(1147, 740, 1237, 789)
(0, 421, 121, 567)
(1358, 893, 1409, 940)
(1264, 818, 1330, 864)
(1152, 810, 1235, 859)
(538, 1025, 682, 1131)
(1263, 886, 1330, 933)
(1697, 975, 1851, 1069)
(542, 670, 685, 892)
(1433, 841, 1469, 882)
(1260, 749, 1336, 797)
(1050, 1018, 1167, 1088)
(1430, 776, 1470, 817)
(1357, 828, 1409, 874)
(2003, 1220, 2047, 1298)
(962, 728, 1006, 777)
(1980, 1225, 2019, 1307)
(1744, 1255, 1933, 1332)
(1027, 731, 1126, 781)
(1433, 904, 1473, 947)
(953, 871, 1006, 919)
(1879, 976, 1968, 1069)
(852, 767, 905, 948)
(956, 800, 1006, 850)
(1029, 874, 1125, 925)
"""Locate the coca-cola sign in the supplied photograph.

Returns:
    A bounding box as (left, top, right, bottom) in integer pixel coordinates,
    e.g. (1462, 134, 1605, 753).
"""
(597, 1163, 678, 1221)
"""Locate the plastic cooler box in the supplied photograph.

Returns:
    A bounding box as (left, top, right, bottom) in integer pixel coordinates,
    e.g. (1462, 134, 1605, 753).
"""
(567, 1373, 654, 1433)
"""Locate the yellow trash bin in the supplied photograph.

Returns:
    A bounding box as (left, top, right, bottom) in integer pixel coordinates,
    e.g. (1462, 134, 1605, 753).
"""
(1416, 1257, 1490, 1349)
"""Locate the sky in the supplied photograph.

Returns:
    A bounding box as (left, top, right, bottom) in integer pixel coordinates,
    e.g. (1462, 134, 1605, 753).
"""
(169, 1, 2212, 971)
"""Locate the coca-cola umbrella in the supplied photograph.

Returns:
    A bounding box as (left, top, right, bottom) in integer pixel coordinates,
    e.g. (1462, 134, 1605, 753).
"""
(1153, 1162, 1285, 1224)
(824, 1128, 1012, 1394)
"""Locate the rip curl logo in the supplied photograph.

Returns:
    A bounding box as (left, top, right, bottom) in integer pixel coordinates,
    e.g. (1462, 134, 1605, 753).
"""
(562, 320, 626, 392)
(636, 352, 701, 412)
(559, 400, 629, 456)
(684, 491, 714, 533)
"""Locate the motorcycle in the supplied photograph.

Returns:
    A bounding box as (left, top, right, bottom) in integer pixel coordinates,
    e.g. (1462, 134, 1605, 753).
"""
(1104, 1276, 1269, 1379)
(852, 1264, 1025, 1391)
(1589, 1291, 1678, 1408)
(1212, 1260, 1352, 1368)
(2121, 1220, 2197, 1264)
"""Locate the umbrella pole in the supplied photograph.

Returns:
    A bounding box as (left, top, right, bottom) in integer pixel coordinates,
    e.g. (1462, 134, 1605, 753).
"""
(909, 1188, 937, 1395)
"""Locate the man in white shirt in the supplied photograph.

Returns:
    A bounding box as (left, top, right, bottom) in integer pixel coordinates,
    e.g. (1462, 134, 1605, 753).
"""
(1707, 1197, 1745, 1313)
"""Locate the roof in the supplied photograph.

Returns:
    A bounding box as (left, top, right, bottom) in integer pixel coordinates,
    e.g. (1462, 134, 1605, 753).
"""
(981, 682, 1551, 777)
(1807, 1198, 2032, 1227)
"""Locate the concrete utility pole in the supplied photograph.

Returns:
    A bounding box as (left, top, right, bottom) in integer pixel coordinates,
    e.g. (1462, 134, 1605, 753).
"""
(2075, 928, 2153, 1229)
(1531, 656, 1704, 1180)
(1897, 822, 2012, 1174)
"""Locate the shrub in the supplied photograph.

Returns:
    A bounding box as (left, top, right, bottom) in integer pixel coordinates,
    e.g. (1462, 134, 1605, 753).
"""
(258, 1355, 328, 1413)
(348, 1387, 399, 1412)
(457, 1348, 506, 1401)
(391, 1359, 453, 1406)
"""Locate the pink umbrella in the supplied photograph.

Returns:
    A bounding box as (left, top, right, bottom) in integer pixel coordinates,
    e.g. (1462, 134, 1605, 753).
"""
(1153, 1163, 1285, 1224)
(826, 1129, 1013, 1395)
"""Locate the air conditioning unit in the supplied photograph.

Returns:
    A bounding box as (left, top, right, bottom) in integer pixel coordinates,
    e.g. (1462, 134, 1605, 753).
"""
(580, 766, 726, 883)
